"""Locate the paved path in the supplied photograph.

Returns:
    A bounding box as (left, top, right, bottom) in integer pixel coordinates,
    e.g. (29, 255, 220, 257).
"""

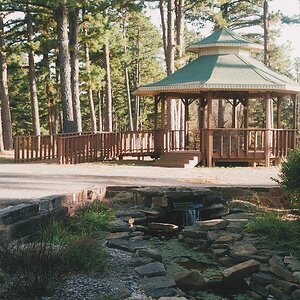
(0, 160, 280, 205)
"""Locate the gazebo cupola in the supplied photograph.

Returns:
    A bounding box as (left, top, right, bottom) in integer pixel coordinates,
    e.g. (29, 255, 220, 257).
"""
(135, 27, 300, 167)
(186, 27, 263, 57)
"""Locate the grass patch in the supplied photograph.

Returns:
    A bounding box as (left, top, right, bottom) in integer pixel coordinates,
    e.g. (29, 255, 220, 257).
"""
(44, 201, 115, 246)
(64, 236, 108, 272)
(0, 233, 65, 297)
(245, 212, 300, 258)
(71, 201, 115, 234)
(0, 201, 115, 298)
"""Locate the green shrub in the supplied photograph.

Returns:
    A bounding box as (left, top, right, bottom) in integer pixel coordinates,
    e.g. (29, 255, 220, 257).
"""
(44, 202, 115, 246)
(69, 201, 115, 235)
(246, 212, 298, 239)
(44, 220, 78, 246)
(63, 236, 108, 272)
(0, 234, 65, 297)
(275, 148, 300, 204)
(245, 212, 300, 257)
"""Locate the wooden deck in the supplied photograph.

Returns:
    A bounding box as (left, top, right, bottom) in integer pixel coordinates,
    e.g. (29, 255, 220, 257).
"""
(14, 128, 299, 167)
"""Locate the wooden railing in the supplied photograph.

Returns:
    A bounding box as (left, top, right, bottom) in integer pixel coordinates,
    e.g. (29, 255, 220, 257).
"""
(14, 132, 95, 163)
(14, 128, 299, 165)
(201, 128, 298, 166)
(57, 131, 156, 164)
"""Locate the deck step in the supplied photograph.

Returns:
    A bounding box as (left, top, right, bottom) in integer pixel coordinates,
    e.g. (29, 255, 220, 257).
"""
(154, 151, 201, 168)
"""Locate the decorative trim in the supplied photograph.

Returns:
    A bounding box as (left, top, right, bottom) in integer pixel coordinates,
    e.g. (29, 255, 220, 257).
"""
(186, 43, 263, 51)
(135, 83, 300, 96)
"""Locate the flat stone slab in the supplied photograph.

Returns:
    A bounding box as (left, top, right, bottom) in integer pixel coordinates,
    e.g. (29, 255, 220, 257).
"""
(222, 259, 260, 281)
(181, 226, 208, 239)
(135, 262, 166, 277)
(284, 256, 300, 271)
(223, 212, 253, 220)
(107, 232, 129, 240)
(174, 271, 206, 291)
(109, 218, 130, 232)
(148, 222, 179, 232)
(116, 209, 145, 219)
(275, 279, 300, 293)
(215, 233, 235, 244)
(109, 281, 131, 298)
(141, 276, 176, 295)
(269, 265, 294, 281)
(158, 297, 188, 300)
(136, 248, 163, 262)
(249, 280, 269, 297)
(230, 243, 258, 260)
(197, 219, 229, 231)
(106, 238, 144, 252)
(129, 256, 154, 267)
(207, 230, 224, 242)
(251, 272, 276, 285)
(291, 289, 300, 300)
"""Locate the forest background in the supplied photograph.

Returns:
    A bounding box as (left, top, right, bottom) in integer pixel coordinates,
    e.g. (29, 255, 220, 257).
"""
(0, 0, 300, 151)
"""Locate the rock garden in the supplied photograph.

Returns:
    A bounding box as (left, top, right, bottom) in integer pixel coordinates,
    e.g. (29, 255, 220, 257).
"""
(1, 149, 300, 300)
(1, 183, 299, 300)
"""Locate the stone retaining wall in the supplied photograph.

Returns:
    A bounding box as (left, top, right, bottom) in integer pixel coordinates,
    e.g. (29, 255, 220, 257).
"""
(0, 185, 286, 242)
(0, 187, 107, 241)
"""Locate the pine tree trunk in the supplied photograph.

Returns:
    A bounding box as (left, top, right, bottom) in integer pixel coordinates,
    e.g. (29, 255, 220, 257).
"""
(55, 57, 62, 132)
(175, 0, 185, 68)
(123, 22, 133, 131)
(26, 6, 41, 136)
(135, 30, 141, 131)
(103, 40, 113, 132)
(166, 0, 176, 131)
(263, 0, 269, 66)
(125, 65, 133, 131)
(43, 51, 58, 135)
(218, 99, 225, 128)
(97, 89, 103, 131)
(83, 15, 97, 132)
(0, 107, 4, 151)
(69, 7, 82, 132)
(0, 13, 13, 150)
(159, 0, 168, 62)
(56, 4, 75, 133)
(166, 0, 175, 76)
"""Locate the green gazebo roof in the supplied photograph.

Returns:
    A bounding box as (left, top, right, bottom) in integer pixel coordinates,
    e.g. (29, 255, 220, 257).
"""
(135, 28, 300, 97)
(186, 28, 263, 53)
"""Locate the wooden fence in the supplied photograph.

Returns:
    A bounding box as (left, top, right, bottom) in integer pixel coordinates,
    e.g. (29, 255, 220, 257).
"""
(14, 128, 299, 165)
(201, 128, 298, 166)
(14, 132, 95, 163)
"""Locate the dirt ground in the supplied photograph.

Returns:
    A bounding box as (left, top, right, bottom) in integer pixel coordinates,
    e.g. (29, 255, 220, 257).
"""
(0, 150, 280, 205)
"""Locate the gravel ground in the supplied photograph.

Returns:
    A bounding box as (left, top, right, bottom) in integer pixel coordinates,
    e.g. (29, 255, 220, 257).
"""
(0, 246, 151, 300)
(45, 247, 151, 300)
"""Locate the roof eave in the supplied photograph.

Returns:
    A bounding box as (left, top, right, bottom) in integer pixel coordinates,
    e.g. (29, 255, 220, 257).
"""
(186, 43, 263, 53)
(134, 84, 300, 97)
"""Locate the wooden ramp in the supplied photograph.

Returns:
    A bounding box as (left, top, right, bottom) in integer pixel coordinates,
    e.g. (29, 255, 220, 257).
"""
(154, 151, 201, 168)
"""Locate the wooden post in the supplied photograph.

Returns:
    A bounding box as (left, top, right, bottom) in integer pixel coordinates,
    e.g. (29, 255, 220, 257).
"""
(161, 96, 166, 129)
(265, 92, 271, 167)
(154, 96, 159, 130)
(198, 96, 206, 150)
(154, 95, 161, 157)
(232, 99, 238, 128)
(277, 96, 282, 129)
(184, 99, 189, 149)
(206, 92, 213, 167)
(243, 95, 249, 154)
(292, 94, 297, 129)
(292, 94, 297, 148)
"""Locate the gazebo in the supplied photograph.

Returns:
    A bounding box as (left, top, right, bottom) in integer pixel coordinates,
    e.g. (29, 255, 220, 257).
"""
(135, 28, 300, 167)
